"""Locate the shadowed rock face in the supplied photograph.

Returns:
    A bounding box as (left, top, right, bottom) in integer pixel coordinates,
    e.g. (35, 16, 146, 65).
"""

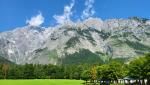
(0, 17, 150, 65)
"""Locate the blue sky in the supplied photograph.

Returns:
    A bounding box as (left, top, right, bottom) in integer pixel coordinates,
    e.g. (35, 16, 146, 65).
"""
(0, 0, 150, 31)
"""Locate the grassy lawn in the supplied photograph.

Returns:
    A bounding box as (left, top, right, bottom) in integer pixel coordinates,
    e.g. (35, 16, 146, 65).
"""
(0, 79, 84, 85)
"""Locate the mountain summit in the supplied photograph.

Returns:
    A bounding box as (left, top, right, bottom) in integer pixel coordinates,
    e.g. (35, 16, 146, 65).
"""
(0, 17, 150, 64)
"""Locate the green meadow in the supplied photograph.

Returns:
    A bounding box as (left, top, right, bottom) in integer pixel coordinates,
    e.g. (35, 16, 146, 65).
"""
(0, 79, 84, 85)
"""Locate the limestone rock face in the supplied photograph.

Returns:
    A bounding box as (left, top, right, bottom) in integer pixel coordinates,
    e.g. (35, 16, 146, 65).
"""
(0, 17, 150, 64)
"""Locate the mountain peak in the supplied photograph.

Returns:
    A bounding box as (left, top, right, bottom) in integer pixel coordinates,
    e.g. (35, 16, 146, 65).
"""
(26, 26, 45, 32)
(0, 17, 150, 64)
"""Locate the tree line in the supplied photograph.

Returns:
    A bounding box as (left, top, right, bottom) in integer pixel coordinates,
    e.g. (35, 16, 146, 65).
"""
(0, 53, 149, 84)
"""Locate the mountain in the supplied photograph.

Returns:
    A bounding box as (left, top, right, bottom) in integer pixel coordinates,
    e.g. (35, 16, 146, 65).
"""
(0, 17, 150, 65)
(0, 56, 13, 64)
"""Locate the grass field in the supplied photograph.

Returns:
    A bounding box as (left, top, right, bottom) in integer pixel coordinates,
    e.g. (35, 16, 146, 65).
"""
(0, 79, 84, 85)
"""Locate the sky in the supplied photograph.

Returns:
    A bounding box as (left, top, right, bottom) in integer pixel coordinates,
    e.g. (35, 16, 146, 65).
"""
(0, 0, 150, 31)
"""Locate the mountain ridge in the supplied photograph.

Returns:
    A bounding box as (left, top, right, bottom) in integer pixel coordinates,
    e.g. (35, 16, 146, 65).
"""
(0, 17, 150, 65)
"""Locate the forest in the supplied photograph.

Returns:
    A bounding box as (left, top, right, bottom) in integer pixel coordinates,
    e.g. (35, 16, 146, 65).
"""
(0, 53, 149, 85)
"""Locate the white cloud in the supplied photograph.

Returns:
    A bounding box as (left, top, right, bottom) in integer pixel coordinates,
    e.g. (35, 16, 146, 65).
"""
(26, 12, 44, 26)
(53, 0, 75, 24)
(81, 0, 95, 20)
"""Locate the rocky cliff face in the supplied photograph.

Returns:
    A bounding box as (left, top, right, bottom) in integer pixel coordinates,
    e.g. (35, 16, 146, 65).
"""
(0, 17, 150, 64)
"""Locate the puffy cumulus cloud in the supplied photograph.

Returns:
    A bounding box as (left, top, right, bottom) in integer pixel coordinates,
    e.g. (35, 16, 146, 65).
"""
(81, 0, 95, 20)
(26, 12, 44, 26)
(53, 0, 75, 24)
